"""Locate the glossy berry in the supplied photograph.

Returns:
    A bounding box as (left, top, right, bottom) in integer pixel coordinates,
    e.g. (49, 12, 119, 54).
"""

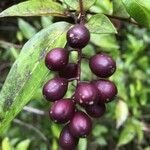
(59, 63, 78, 79)
(92, 79, 118, 103)
(74, 82, 98, 106)
(45, 48, 69, 71)
(89, 53, 116, 78)
(85, 103, 106, 118)
(69, 111, 92, 138)
(43, 77, 68, 102)
(49, 99, 75, 123)
(67, 24, 90, 49)
(59, 125, 79, 150)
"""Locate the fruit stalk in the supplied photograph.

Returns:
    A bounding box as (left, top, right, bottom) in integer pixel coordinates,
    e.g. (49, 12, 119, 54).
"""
(77, 0, 84, 83)
(79, 0, 85, 24)
(77, 49, 82, 83)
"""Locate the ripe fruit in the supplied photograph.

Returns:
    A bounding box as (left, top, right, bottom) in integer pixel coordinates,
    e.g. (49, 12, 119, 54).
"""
(92, 79, 118, 103)
(85, 103, 106, 118)
(45, 48, 69, 71)
(89, 53, 116, 78)
(59, 125, 79, 150)
(49, 99, 75, 123)
(59, 63, 78, 79)
(43, 18, 118, 148)
(69, 111, 92, 138)
(43, 77, 68, 101)
(74, 82, 98, 106)
(67, 24, 90, 49)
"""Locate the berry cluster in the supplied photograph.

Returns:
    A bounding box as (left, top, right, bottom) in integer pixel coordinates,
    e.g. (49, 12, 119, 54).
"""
(43, 24, 117, 149)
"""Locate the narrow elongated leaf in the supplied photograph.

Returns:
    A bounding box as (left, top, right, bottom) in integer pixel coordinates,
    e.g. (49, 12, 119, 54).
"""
(86, 14, 117, 34)
(0, 22, 70, 134)
(64, 0, 96, 10)
(0, 0, 67, 18)
(18, 19, 37, 39)
(122, 0, 150, 28)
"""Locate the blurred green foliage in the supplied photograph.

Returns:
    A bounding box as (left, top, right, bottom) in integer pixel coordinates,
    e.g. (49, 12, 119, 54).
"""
(0, 0, 150, 150)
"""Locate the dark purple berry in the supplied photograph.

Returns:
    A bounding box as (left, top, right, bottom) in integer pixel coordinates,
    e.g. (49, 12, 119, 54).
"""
(59, 63, 78, 79)
(85, 103, 106, 118)
(74, 82, 98, 106)
(59, 125, 79, 150)
(92, 79, 118, 103)
(49, 99, 75, 123)
(45, 48, 69, 71)
(67, 24, 90, 49)
(89, 53, 116, 78)
(69, 111, 92, 138)
(43, 77, 68, 101)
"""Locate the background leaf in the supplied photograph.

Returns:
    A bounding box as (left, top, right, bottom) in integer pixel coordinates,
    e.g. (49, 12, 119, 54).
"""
(18, 19, 37, 40)
(118, 123, 136, 147)
(15, 139, 30, 150)
(41, 16, 53, 28)
(0, 22, 70, 134)
(122, 0, 150, 28)
(2, 138, 12, 150)
(90, 0, 113, 14)
(86, 14, 117, 34)
(77, 139, 87, 150)
(0, 0, 67, 18)
(115, 100, 129, 128)
(90, 34, 119, 51)
(64, 0, 96, 10)
(113, 0, 129, 18)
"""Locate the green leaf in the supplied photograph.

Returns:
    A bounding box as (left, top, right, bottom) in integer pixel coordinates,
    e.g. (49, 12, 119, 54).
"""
(122, 0, 150, 28)
(18, 19, 37, 39)
(16, 139, 31, 150)
(86, 14, 117, 34)
(2, 137, 12, 150)
(41, 16, 53, 28)
(90, 34, 119, 51)
(144, 147, 150, 150)
(113, 0, 129, 18)
(116, 100, 129, 128)
(0, 22, 70, 134)
(64, 0, 96, 10)
(77, 139, 87, 150)
(92, 125, 108, 137)
(118, 124, 136, 147)
(132, 119, 144, 143)
(51, 123, 61, 139)
(90, 0, 113, 14)
(0, 0, 67, 18)
(52, 139, 58, 150)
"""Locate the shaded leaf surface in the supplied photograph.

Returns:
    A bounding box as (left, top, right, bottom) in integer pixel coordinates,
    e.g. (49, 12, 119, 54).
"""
(64, 0, 96, 10)
(113, 0, 129, 18)
(0, 0, 67, 17)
